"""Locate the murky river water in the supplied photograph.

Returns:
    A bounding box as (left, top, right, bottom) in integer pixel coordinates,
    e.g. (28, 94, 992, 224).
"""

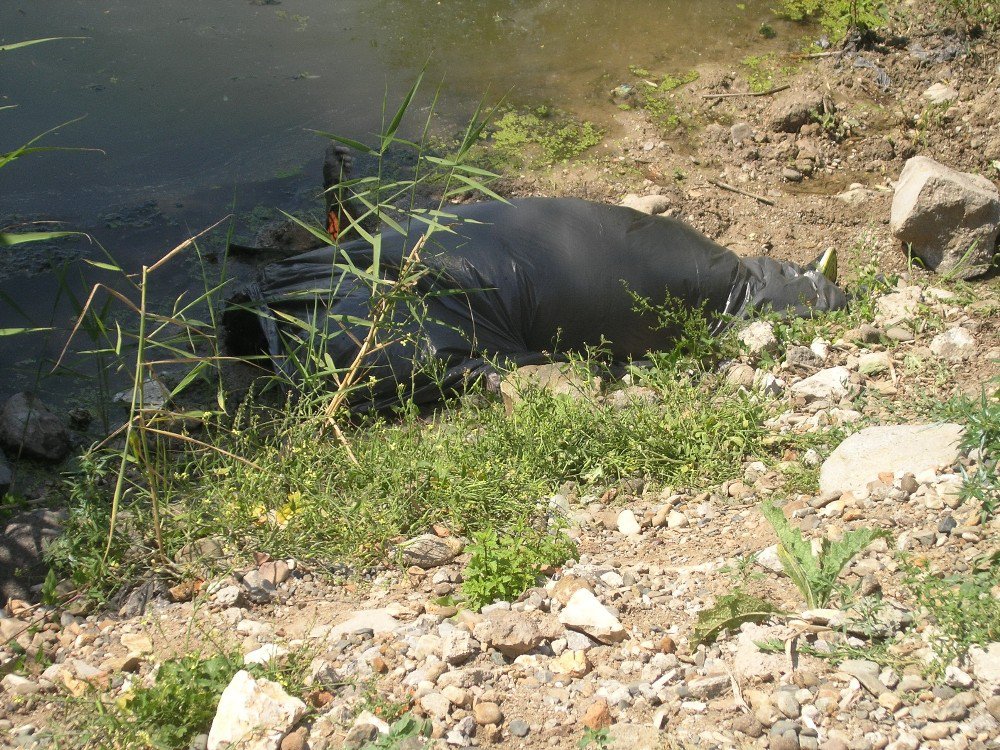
(1, 0, 794, 401)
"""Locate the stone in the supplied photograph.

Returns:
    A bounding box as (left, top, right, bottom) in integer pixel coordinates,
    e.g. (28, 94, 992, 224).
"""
(508, 719, 530, 737)
(399, 534, 464, 569)
(986, 695, 1000, 721)
(112, 378, 171, 410)
(1, 674, 41, 696)
(922, 83, 959, 105)
(473, 702, 503, 725)
(244, 644, 290, 666)
(0, 392, 71, 462)
(858, 352, 891, 376)
(786, 346, 821, 369)
(920, 722, 956, 741)
(500, 363, 600, 412)
(621, 194, 670, 215)
(551, 649, 589, 678)
(616, 509, 641, 536)
(581, 698, 612, 730)
(328, 609, 400, 640)
(473, 610, 561, 657)
(767, 88, 827, 133)
(739, 321, 779, 356)
(439, 625, 478, 665)
(890, 155, 1000, 279)
(731, 122, 755, 145)
(207, 670, 307, 750)
(930, 327, 976, 360)
(726, 363, 757, 388)
(838, 659, 886, 696)
(755, 545, 785, 574)
(775, 691, 801, 719)
(968, 642, 1000, 695)
(175, 537, 225, 567)
(120, 633, 154, 655)
(819, 423, 964, 494)
(551, 575, 593, 606)
(666, 510, 688, 529)
(789, 367, 852, 403)
(945, 665, 974, 688)
(420, 692, 451, 719)
(609, 724, 664, 748)
(279, 728, 306, 750)
(733, 624, 789, 683)
(558, 588, 626, 644)
(1, 508, 64, 604)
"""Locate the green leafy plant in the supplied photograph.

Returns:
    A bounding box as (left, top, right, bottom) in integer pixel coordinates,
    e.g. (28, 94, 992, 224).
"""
(761, 501, 891, 609)
(579, 727, 614, 749)
(903, 553, 1000, 673)
(462, 525, 576, 609)
(776, 0, 892, 42)
(692, 589, 783, 646)
(65, 652, 242, 749)
(362, 713, 433, 749)
(626, 287, 736, 370)
(936, 384, 999, 521)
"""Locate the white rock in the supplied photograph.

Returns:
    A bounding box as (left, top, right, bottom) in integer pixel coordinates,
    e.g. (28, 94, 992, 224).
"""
(244, 644, 289, 666)
(755, 545, 785, 574)
(621, 194, 670, 215)
(922, 83, 959, 105)
(890, 155, 1000, 279)
(930, 327, 976, 360)
(969, 642, 1000, 695)
(439, 624, 477, 665)
(559, 589, 627, 644)
(819, 423, 964, 494)
(419, 691, 452, 719)
(617, 509, 641, 536)
(327, 609, 400, 640)
(789, 366, 852, 402)
(945, 665, 974, 689)
(207, 670, 306, 750)
(666, 510, 688, 529)
(739, 321, 779, 356)
(1, 674, 41, 696)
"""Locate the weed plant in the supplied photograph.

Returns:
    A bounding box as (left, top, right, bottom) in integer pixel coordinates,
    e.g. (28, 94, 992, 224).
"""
(462, 523, 576, 609)
(902, 553, 1000, 674)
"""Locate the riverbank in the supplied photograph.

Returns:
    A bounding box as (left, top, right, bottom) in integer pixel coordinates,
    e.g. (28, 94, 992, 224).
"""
(2, 2, 1000, 749)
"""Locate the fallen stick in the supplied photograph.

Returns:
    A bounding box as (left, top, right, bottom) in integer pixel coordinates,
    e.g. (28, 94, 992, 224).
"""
(701, 84, 790, 100)
(709, 179, 776, 206)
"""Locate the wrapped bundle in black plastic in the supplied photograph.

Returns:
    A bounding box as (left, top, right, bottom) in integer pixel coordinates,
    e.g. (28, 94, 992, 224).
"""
(224, 197, 845, 409)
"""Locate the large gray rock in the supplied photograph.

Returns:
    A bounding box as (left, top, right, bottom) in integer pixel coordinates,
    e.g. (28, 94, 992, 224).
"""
(819, 424, 964, 494)
(0, 509, 64, 605)
(0, 392, 71, 462)
(890, 156, 1000, 279)
(207, 670, 306, 750)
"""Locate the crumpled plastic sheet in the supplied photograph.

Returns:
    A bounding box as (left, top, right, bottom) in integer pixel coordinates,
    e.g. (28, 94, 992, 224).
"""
(224, 197, 847, 411)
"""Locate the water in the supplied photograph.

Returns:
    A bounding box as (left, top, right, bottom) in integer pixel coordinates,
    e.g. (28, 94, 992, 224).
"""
(0, 0, 789, 400)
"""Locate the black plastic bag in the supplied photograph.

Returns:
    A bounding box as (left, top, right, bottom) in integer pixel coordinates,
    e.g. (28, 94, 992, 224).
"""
(224, 197, 845, 409)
